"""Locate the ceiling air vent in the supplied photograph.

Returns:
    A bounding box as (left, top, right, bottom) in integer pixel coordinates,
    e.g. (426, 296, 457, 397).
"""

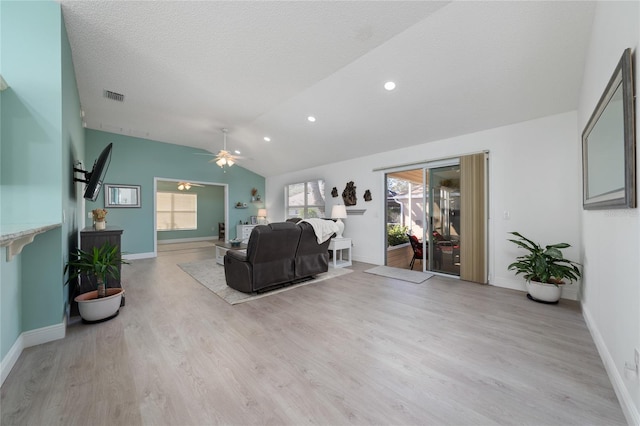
(103, 89, 124, 102)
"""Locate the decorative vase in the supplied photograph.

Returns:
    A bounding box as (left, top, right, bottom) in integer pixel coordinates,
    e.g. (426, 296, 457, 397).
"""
(95, 220, 106, 230)
(526, 281, 562, 303)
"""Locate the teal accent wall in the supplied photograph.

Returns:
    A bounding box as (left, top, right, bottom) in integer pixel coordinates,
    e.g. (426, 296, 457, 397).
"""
(85, 130, 265, 253)
(21, 228, 63, 331)
(0, 248, 21, 360)
(156, 180, 225, 241)
(0, 1, 83, 360)
(61, 11, 84, 318)
(0, 0, 62, 225)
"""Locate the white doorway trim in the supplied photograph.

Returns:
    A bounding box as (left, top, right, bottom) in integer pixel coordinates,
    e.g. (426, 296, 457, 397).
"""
(153, 177, 229, 257)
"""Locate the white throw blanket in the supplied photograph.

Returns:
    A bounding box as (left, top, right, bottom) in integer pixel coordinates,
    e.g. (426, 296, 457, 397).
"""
(300, 218, 339, 244)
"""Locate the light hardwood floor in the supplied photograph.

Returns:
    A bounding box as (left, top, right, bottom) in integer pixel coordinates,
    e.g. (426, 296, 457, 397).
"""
(1, 246, 626, 425)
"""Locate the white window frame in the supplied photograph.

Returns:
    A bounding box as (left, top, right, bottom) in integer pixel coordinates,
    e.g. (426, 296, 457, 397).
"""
(285, 179, 325, 219)
(156, 191, 198, 231)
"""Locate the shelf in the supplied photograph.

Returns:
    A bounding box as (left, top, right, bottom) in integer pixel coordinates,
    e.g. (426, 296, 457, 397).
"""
(234, 206, 248, 209)
(0, 222, 62, 261)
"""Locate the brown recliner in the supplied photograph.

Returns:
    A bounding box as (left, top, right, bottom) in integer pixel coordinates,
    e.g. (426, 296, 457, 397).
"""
(224, 222, 301, 293)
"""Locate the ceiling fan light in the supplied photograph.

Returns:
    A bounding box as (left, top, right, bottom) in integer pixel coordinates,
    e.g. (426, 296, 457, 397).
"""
(178, 183, 185, 190)
(216, 158, 226, 167)
(185, 183, 191, 190)
(226, 158, 235, 167)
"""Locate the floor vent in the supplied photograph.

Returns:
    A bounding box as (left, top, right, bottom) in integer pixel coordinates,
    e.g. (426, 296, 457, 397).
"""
(103, 90, 124, 102)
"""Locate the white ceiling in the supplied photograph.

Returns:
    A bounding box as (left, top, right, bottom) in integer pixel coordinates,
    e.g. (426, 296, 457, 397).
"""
(60, 1, 595, 177)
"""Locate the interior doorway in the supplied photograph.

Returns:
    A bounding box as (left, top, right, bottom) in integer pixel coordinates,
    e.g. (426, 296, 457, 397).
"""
(153, 178, 228, 255)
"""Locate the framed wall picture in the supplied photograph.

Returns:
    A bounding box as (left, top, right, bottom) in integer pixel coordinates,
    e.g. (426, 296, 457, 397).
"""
(104, 184, 141, 208)
(582, 48, 636, 209)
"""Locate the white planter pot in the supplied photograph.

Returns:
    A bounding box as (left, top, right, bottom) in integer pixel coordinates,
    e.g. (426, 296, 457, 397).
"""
(75, 288, 124, 322)
(526, 281, 561, 303)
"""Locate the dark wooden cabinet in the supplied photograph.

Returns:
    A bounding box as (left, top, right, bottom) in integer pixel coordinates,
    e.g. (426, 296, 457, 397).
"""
(78, 226, 124, 294)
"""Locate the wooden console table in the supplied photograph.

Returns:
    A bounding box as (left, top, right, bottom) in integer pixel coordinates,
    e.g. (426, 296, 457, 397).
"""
(76, 226, 125, 306)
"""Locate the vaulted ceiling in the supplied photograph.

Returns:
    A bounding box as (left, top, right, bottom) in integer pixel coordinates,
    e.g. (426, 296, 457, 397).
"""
(60, 1, 595, 177)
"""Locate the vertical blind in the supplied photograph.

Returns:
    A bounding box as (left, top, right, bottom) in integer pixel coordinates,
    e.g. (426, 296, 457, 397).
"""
(460, 153, 488, 283)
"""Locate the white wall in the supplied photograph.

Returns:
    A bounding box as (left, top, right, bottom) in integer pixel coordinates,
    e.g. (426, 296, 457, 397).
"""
(578, 2, 640, 424)
(266, 111, 583, 299)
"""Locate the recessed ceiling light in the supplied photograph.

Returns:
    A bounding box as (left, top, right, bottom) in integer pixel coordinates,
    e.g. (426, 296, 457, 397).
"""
(307, 116, 316, 122)
(234, 150, 241, 155)
(263, 136, 271, 142)
(384, 81, 396, 91)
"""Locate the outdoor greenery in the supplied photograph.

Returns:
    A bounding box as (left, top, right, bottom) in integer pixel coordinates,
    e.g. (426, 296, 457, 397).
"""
(507, 231, 581, 285)
(387, 177, 410, 195)
(387, 224, 409, 246)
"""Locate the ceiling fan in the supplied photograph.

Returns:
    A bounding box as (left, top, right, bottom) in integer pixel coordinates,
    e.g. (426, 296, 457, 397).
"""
(177, 181, 204, 191)
(197, 128, 242, 169)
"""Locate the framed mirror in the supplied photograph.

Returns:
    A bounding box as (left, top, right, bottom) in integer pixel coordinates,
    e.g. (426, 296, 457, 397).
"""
(104, 184, 141, 208)
(582, 48, 636, 210)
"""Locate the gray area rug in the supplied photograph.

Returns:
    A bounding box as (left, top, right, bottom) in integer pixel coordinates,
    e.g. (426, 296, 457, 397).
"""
(178, 260, 354, 305)
(364, 265, 433, 284)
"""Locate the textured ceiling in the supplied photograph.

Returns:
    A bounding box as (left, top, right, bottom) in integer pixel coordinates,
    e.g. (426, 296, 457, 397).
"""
(59, 1, 595, 177)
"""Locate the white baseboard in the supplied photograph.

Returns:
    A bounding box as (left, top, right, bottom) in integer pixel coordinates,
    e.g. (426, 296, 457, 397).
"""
(1, 319, 66, 387)
(158, 236, 217, 244)
(22, 320, 66, 348)
(1, 334, 24, 386)
(490, 276, 579, 301)
(123, 251, 156, 260)
(352, 255, 379, 265)
(582, 305, 640, 426)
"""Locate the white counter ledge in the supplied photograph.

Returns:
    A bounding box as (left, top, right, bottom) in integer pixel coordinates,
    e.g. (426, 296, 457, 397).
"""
(1, 222, 62, 261)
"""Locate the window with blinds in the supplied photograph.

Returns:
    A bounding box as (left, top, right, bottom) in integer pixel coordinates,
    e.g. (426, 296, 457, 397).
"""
(156, 192, 197, 231)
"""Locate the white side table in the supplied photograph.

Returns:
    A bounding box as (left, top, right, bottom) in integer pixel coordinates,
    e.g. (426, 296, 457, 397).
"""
(328, 237, 352, 268)
(214, 242, 247, 266)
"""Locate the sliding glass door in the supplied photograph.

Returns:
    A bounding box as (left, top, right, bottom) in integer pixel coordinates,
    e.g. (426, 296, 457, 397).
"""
(384, 153, 486, 282)
(428, 164, 461, 276)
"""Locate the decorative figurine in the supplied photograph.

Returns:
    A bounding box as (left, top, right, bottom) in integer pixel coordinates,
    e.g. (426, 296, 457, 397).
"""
(331, 187, 338, 198)
(364, 190, 372, 202)
(342, 181, 357, 206)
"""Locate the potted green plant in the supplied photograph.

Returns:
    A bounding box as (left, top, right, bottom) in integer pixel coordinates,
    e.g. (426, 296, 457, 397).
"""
(65, 242, 129, 322)
(507, 231, 581, 303)
(387, 224, 409, 247)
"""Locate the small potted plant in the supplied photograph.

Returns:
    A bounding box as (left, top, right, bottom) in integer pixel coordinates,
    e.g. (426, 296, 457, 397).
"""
(92, 208, 108, 230)
(507, 231, 581, 303)
(65, 242, 129, 322)
(251, 188, 258, 202)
